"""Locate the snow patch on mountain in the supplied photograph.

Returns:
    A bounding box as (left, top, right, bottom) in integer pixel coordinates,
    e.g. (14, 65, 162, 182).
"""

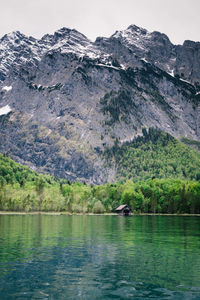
(112, 25, 151, 51)
(2, 85, 12, 92)
(0, 105, 11, 116)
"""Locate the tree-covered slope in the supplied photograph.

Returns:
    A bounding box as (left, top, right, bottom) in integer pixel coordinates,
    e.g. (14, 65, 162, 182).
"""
(0, 152, 55, 186)
(0, 151, 200, 213)
(104, 128, 200, 182)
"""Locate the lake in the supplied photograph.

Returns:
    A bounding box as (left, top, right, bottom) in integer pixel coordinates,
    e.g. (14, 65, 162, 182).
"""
(0, 215, 200, 299)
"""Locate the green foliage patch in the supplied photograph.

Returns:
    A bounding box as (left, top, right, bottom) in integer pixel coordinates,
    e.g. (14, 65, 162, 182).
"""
(1, 177, 200, 214)
(0, 153, 55, 187)
(104, 128, 200, 182)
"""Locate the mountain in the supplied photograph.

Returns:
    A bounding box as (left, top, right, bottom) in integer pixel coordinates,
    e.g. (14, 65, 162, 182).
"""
(0, 25, 200, 183)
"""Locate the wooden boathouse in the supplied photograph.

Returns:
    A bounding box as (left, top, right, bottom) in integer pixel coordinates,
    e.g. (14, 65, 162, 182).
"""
(115, 204, 132, 216)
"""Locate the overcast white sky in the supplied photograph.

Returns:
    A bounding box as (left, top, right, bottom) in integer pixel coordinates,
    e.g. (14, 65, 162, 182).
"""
(0, 0, 199, 44)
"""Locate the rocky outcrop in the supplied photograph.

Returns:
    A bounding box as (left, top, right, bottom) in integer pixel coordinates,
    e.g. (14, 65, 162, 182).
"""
(95, 25, 200, 87)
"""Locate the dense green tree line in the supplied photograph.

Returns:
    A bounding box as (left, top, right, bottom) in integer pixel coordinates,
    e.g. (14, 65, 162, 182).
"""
(0, 177, 200, 214)
(1, 130, 200, 214)
(104, 128, 200, 181)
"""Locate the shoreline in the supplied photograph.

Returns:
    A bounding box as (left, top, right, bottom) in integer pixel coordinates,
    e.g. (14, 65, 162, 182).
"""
(0, 211, 200, 216)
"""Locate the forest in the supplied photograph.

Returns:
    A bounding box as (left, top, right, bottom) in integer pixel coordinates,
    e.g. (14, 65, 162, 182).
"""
(0, 149, 200, 214)
(104, 128, 200, 181)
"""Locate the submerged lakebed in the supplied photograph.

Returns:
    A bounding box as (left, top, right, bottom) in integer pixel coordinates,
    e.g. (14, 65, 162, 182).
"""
(0, 215, 200, 299)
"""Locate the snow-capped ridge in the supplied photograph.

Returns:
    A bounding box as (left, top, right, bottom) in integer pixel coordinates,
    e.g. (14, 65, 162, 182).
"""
(0, 24, 200, 86)
(41, 27, 90, 45)
(112, 24, 150, 39)
(1, 31, 36, 45)
(56, 27, 89, 40)
(37, 27, 103, 59)
(1, 31, 24, 41)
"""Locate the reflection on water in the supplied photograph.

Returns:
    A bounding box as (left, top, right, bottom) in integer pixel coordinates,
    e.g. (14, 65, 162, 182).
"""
(0, 215, 200, 299)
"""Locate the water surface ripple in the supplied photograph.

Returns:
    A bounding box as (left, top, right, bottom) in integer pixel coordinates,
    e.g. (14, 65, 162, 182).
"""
(0, 215, 200, 299)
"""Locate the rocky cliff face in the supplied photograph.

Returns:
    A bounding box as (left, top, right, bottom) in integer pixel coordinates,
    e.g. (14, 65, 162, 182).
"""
(0, 25, 200, 183)
(96, 25, 200, 87)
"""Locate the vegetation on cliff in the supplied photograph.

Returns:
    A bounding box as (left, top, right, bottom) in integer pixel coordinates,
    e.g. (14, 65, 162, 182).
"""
(104, 128, 200, 181)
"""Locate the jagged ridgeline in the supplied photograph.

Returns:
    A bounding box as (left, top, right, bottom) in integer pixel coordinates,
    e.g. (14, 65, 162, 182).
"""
(0, 25, 200, 183)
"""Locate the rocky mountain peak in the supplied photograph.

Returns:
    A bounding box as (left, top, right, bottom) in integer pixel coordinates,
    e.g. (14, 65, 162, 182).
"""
(111, 24, 173, 52)
(38, 27, 101, 60)
(1, 30, 24, 41)
(0, 24, 200, 183)
(56, 27, 88, 40)
(0, 31, 41, 81)
(41, 27, 90, 45)
(111, 24, 149, 42)
(0, 25, 199, 84)
(150, 30, 172, 45)
(127, 24, 148, 34)
(0, 31, 36, 49)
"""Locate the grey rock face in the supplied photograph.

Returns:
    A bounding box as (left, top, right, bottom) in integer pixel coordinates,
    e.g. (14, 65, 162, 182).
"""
(0, 25, 200, 183)
(175, 40, 200, 87)
(95, 25, 200, 86)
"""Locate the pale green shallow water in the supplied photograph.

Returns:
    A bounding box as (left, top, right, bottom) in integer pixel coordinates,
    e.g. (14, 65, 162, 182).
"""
(0, 215, 200, 299)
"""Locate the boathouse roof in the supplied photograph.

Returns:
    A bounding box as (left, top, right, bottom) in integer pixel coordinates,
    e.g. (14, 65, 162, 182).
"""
(116, 204, 129, 211)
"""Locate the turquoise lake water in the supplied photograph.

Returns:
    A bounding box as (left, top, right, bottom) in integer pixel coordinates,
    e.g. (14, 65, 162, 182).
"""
(0, 215, 200, 299)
